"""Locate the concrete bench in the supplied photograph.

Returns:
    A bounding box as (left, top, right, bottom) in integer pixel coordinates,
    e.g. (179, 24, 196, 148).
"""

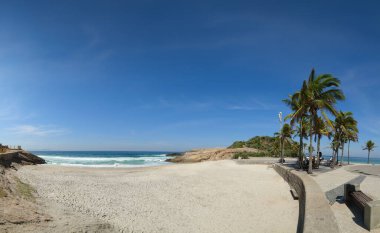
(290, 188, 299, 200)
(344, 183, 380, 230)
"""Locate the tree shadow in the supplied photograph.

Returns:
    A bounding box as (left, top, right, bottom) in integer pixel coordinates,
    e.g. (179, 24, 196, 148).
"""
(344, 201, 367, 230)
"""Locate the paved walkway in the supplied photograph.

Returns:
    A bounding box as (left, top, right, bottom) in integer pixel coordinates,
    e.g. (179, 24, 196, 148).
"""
(309, 165, 380, 232)
(347, 165, 380, 177)
(235, 157, 297, 165)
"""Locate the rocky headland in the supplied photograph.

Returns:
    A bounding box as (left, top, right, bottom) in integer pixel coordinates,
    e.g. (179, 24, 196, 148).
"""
(166, 147, 259, 163)
(0, 150, 46, 168)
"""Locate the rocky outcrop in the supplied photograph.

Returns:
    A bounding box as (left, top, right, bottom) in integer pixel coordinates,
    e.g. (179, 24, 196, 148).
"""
(166, 148, 258, 163)
(166, 152, 184, 157)
(0, 151, 46, 168)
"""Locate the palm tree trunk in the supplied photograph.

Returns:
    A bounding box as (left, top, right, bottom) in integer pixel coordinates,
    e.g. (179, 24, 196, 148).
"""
(347, 140, 350, 165)
(331, 146, 338, 168)
(308, 118, 313, 174)
(331, 146, 335, 167)
(316, 135, 321, 166)
(298, 120, 303, 168)
(299, 136, 303, 168)
(336, 146, 339, 164)
(281, 139, 284, 164)
(335, 132, 341, 166)
(368, 150, 370, 164)
(340, 143, 344, 166)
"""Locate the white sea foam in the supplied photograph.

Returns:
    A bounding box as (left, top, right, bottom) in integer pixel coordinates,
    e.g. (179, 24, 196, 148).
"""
(38, 153, 173, 167)
(47, 163, 163, 168)
(39, 155, 167, 162)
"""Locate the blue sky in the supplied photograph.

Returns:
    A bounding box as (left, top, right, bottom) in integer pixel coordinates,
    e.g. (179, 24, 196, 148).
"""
(0, 0, 380, 156)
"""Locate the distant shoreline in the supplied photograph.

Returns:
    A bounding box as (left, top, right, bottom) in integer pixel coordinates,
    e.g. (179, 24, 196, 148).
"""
(32, 150, 380, 167)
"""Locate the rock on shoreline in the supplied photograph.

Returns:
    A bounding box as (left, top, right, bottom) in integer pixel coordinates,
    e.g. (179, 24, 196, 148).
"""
(166, 152, 184, 157)
(166, 148, 258, 163)
(0, 151, 46, 168)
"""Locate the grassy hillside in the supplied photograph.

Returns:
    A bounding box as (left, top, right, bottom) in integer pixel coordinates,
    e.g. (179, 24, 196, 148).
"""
(228, 136, 299, 158)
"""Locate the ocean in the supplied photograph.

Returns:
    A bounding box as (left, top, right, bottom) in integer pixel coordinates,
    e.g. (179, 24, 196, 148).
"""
(33, 151, 175, 167)
(322, 155, 380, 165)
(32, 151, 380, 167)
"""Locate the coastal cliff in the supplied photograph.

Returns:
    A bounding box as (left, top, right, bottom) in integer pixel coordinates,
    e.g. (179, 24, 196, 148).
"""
(0, 151, 46, 168)
(166, 148, 258, 163)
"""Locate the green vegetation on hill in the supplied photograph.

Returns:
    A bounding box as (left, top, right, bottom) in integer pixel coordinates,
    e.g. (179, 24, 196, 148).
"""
(229, 136, 299, 158)
(14, 176, 35, 201)
(0, 187, 6, 198)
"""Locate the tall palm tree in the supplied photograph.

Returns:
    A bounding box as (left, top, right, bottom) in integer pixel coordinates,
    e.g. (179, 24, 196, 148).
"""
(294, 118, 309, 158)
(303, 143, 308, 155)
(275, 123, 293, 164)
(314, 116, 331, 166)
(294, 69, 345, 173)
(334, 111, 358, 166)
(363, 140, 375, 164)
(347, 130, 358, 165)
(340, 136, 348, 166)
(328, 119, 341, 166)
(327, 141, 338, 164)
(283, 93, 307, 166)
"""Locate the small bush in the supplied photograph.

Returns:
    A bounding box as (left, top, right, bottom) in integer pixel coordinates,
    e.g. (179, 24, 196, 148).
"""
(0, 187, 7, 198)
(232, 152, 249, 159)
(248, 151, 271, 157)
(228, 141, 246, 148)
(14, 177, 35, 201)
(232, 151, 271, 159)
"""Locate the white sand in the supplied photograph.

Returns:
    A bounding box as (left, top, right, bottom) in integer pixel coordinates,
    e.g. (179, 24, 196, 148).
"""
(17, 160, 298, 233)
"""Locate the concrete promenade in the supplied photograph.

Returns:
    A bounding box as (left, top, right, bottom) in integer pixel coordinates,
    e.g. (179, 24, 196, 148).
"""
(311, 165, 380, 233)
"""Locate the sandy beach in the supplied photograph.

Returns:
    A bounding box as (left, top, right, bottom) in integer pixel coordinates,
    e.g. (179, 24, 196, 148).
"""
(7, 160, 298, 233)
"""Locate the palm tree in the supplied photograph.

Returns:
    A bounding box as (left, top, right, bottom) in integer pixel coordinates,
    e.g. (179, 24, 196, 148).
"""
(275, 123, 293, 164)
(283, 93, 307, 166)
(294, 118, 309, 165)
(340, 136, 348, 166)
(347, 130, 358, 165)
(293, 69, 345, 173)
(303, 143, 308, 155)
(344, 113, 359, 165)
(329, 123, 339, 166)
(333, 111, 358, 166)
(314, 116, 331, 166)
(327, 141, 337, 163)
(363, 140, 375, 164)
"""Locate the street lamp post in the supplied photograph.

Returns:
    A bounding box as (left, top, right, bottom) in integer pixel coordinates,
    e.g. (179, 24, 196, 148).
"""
(278, 112, 283, 163)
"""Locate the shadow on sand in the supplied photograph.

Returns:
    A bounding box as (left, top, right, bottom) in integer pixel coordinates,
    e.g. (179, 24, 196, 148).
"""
(339, 198, 368, 231)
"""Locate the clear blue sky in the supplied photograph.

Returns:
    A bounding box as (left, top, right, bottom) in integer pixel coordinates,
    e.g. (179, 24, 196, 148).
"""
(1, 0, 379, 156)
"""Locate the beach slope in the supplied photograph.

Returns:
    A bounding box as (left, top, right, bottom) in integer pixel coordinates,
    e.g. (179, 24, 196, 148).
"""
(14, 161, 298, 232)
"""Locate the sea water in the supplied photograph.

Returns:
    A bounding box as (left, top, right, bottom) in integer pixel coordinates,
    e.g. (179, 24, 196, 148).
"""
(324, 155, 380, 165)
(32, 151, 175, 167)
(32, 151, 380, 167)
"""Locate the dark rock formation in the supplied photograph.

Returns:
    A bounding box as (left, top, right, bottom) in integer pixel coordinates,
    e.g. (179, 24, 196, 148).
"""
(0, 151, 46, 168)
(165, 152, 184, 157)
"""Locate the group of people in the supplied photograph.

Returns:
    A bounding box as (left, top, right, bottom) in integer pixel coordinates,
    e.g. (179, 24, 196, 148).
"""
(300, 152, 324, 169)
